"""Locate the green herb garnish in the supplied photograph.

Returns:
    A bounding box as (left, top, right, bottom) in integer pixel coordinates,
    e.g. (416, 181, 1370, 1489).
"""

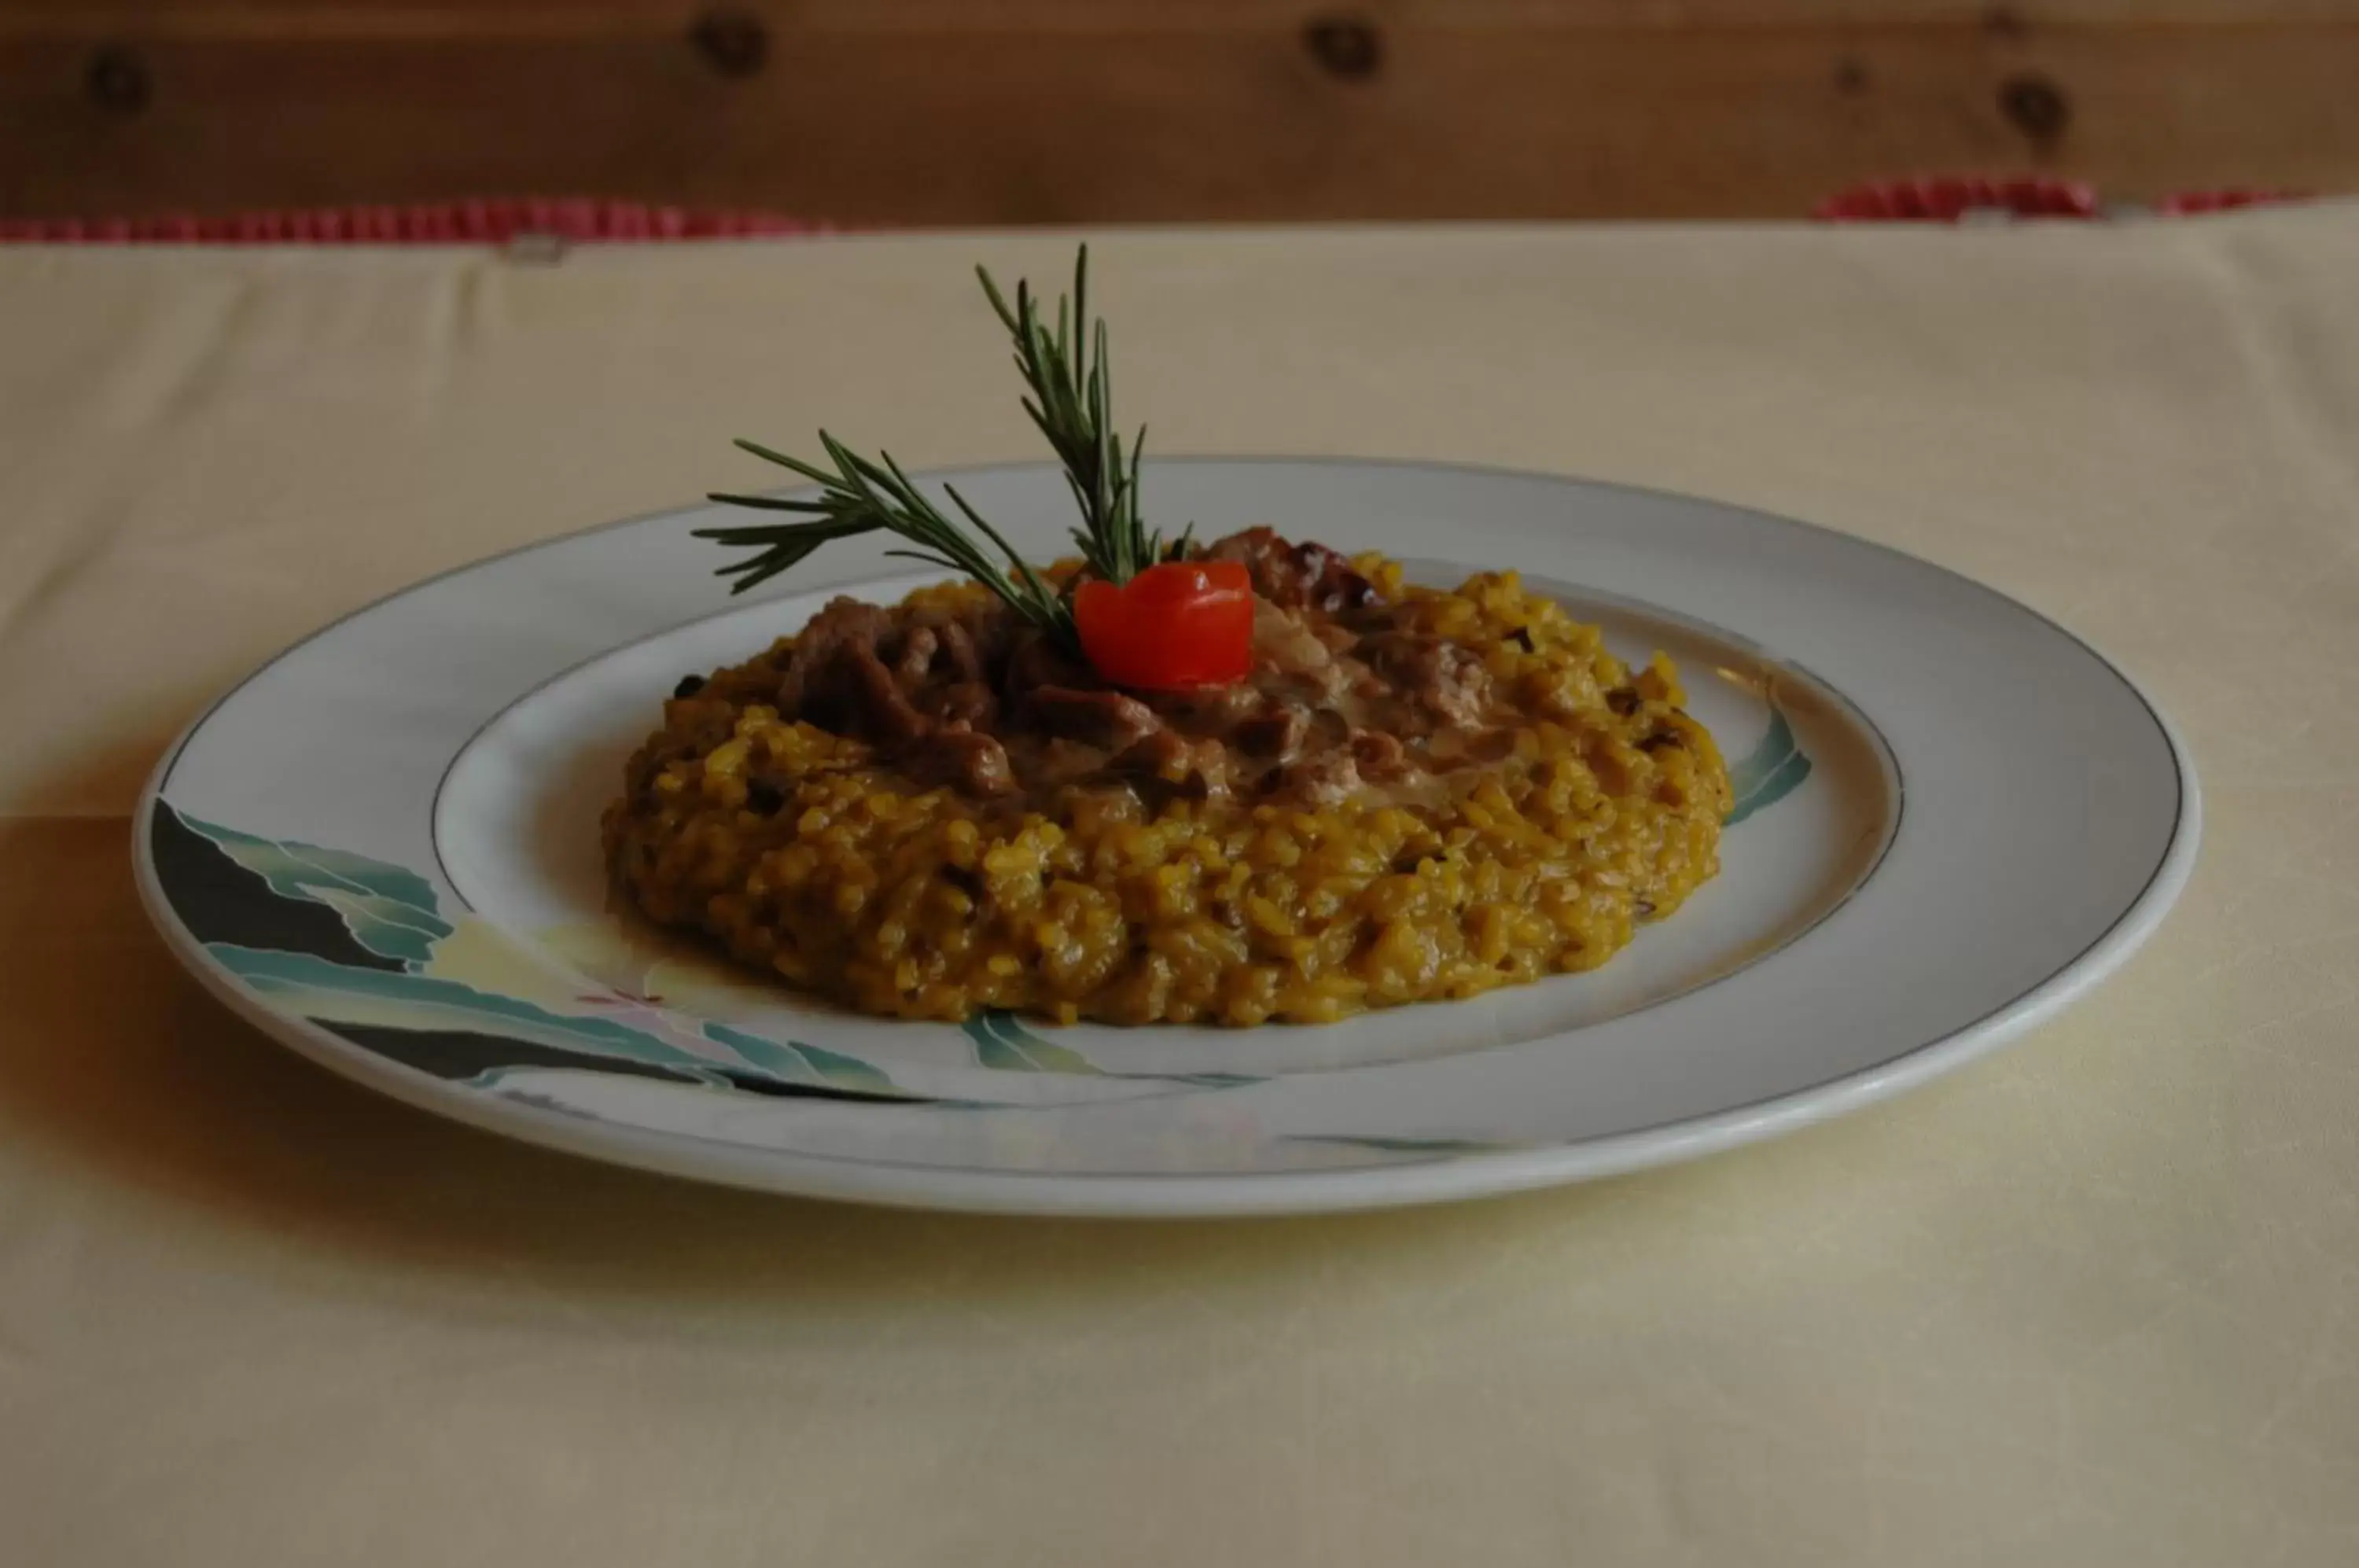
(697, 246, 1175, 646)
(699, 433, 1068, 637)
(975, 248, 1182, 580)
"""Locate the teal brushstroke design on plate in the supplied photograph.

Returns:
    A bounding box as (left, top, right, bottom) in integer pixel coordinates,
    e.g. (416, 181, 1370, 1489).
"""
(180, 813, 452, 966)
(962, 1010, 1103, 1074)
(962, 1010, 1261, 1088)
(209, 943, 744, 1080)
(701, 1021, 913, 1099)
(1726, 705, 1814, 826)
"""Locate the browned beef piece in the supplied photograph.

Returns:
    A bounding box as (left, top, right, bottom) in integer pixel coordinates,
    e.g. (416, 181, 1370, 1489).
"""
(1250, 599, 1356, 703)
(935, 620, 987, 684)
(1003, 628, 1093, 700)
(1113, 727, 1187, 775)
(1029, 686, 1163, 751)
(775, 597, 896, 716)
(1426, 647, 1491, 727)
(894, 626, 940, 686)
(1349, 728, 1410, 779)
(1364, 633, 1490, 727)
(774, 595, 1009, 779)
(1141, 681, 1261, 729)
(905, 729, 1017, 797)
(927, 681, 999, 730)
(1236, 705, 1310, 760)
(1113, 729, 1233, 801)
(1282, 749, 1362, 807)
(1205, 526, 1378, 613)
(841, 641, 930, 745)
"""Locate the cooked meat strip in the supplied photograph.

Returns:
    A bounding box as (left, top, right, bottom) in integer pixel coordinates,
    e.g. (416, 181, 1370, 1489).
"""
(1205, 526, 1380, 613)
(1252, 599, 1355, 704)
(1349, 728, 1410, 779)
(1364, 633, 1491, 727)
(1003, 628, 1093, 699)
(935, 620, 986, 683)
(1282, 749, 1363, 808)
(1236, 704, 1310, 760)
(927, 680, 999, 730)
(1029, 686, 1164, 751)
(1113, 730, 1232, 801)
(905, 729, 1017, 797)
(840, 642, 930, 745)
(775, 598, 896, 716)
(1141, 681, 1261, 728)
(894, 625, 940, 686)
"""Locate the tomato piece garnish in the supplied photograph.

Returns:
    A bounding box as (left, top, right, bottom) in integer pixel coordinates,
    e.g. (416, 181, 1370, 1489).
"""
(1073, 559, 1254, 690)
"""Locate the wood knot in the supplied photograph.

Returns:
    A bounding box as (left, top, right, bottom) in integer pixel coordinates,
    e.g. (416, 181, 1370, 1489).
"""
(1998, 72, 2071, 147)
(691, 8, 770, 79)
(1303, 15, 1383, 82)
(85, 45, 151, 116)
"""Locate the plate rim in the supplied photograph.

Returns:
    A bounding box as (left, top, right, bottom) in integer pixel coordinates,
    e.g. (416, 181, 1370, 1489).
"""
(131, 455, 2202, 1216)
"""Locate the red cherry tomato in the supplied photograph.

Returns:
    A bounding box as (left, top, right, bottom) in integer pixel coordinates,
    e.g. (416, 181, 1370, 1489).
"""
(1073, 560, 1254, 690)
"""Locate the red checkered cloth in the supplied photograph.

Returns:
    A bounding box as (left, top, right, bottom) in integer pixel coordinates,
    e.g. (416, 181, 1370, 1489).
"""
(0, 198, 826, 245)
(2, 186, 2313, 240)
(1815, 175, 2308, 223)
(2153, 188, 2309, 216)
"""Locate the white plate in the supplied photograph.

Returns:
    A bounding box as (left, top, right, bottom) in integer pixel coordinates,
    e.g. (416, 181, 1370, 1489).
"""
(134, 458, 2197, 1216)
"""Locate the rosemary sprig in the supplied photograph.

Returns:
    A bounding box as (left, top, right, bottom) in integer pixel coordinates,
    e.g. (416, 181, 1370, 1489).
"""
(698, 433, 1072, 642)
(976, 245, 1176, 580)
(701, 245, 1187, 635)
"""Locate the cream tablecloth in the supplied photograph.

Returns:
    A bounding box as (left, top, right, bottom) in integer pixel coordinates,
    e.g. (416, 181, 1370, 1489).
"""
(4, 211, 2357, 1566)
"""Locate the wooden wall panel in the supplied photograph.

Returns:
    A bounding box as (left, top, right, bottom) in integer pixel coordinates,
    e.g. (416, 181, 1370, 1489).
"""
(3, 2, 2355, 222)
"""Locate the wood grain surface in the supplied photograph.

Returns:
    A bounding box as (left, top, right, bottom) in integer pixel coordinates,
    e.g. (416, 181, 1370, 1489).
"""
(3, 2, 2354, 221)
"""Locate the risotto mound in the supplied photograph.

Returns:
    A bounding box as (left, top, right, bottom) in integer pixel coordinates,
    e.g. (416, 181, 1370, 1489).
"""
(604, 530, 1732, 1025)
